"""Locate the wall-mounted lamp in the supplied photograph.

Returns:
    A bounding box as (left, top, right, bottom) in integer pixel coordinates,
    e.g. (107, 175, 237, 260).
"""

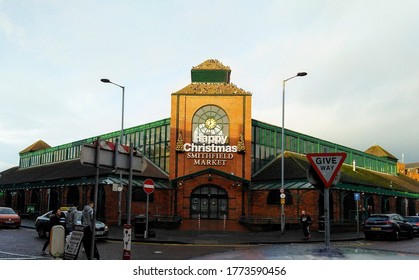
(208, 174, 212, 181)
(232, 182, 241, 188)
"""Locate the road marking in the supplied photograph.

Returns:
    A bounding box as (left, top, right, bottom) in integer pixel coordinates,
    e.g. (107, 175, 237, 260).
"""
(0, 250, 45, 260)
(106, 239, 256, 247)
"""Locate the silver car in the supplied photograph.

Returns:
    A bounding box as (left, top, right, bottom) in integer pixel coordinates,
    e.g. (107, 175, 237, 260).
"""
(35, 210, 109, 239)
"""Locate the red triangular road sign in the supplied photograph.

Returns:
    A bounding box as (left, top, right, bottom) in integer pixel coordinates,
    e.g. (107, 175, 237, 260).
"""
(306, 153, 347, 188)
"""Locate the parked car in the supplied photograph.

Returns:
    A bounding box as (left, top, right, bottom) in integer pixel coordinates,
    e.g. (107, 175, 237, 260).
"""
(404, 216, 419, 236)
(35, 210, 109, 239)
(0, 207, 21, 228)
(364, 213, 414, 240)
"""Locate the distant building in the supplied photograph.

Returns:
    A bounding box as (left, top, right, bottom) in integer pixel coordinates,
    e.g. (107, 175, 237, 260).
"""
(1, 59, 418, 230)
(399, 162, 419, 181)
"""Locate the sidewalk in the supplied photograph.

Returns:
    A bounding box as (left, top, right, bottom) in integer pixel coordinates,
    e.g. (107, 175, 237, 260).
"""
(22, 219, 364, 245)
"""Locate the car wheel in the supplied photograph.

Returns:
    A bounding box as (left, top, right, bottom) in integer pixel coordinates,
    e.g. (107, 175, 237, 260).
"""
(393, 229, 400, 241)
(364, 233, 372, 240)
(408, 229, 414, 239)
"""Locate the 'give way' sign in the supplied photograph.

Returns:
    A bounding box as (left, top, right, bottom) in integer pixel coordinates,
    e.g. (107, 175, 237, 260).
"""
(306, 153, 347, 188)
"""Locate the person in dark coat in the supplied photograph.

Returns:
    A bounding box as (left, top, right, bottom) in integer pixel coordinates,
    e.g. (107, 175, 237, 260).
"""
(42, 208, 65, 254)
(300, 210, 312, 240)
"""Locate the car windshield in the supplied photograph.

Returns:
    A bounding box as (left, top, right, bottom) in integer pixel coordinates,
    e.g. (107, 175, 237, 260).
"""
(405, 217, 419, 222)
(0, 208, 15, 214)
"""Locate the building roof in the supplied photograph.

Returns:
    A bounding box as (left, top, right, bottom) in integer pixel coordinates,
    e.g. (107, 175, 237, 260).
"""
(192, 59, 231, 70)
(405, 162, 419, 168)
(173, 82, 251, 95)
(364, 144, 398, 160)
(252, 151, 419, 198)
(0, 157, 169, 191)
(19, 140, 51, 154)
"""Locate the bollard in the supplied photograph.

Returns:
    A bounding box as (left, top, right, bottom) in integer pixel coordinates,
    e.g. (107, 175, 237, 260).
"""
(50, 225, 65, 259)
(122, 224, 132, 260)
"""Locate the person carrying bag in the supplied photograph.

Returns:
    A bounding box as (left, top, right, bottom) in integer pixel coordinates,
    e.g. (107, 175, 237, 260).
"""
(300, 210, 312, 240)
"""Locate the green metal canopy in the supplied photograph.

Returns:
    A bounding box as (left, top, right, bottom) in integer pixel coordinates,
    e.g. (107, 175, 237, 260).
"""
(0, 176, 170, 191)
(334, 182, 419, 199)
(251, 180, 419, 199)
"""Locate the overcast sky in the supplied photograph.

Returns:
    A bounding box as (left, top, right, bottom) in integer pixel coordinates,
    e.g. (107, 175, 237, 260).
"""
(1, 0, 418, 171)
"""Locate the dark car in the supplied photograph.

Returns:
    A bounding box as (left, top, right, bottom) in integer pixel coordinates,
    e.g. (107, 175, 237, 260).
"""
(35, 210, 109, 239)
(364, 213, 414, 240)
(0, 207, 21, 228)
(404, 216, 419, 236)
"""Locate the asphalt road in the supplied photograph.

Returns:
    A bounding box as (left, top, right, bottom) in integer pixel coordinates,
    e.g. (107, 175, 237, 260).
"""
(2, 226, 419, 260)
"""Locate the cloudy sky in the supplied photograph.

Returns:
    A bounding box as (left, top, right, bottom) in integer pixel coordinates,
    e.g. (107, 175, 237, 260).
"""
(1, 0, 418, 171)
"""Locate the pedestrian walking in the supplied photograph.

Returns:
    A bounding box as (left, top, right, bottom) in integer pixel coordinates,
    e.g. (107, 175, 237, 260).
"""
(66, 201, 79, 234)
(42, 208, 65, 254)
(82, 201, 100, 260)
(300, 210, 312, 240)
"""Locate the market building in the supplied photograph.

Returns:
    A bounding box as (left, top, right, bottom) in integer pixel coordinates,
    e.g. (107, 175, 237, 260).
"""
(1, 59, 419, 231)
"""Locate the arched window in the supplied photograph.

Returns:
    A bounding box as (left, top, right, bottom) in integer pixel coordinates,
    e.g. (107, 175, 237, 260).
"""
(192, 105, 229, 143)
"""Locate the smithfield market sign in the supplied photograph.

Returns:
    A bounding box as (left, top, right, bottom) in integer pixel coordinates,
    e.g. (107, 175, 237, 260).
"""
(184, 135, 237, 166)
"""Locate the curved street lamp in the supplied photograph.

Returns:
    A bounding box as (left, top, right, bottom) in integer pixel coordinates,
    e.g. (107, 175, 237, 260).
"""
(281, 72, 307, 234)
(100, 78, 126, 226)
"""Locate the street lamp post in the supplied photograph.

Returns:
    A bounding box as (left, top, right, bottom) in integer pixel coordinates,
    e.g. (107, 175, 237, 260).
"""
(100, 78, 125, 226)
(281, 72, 307, 234)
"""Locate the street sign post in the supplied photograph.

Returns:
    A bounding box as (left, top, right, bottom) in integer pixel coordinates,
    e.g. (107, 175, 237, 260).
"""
(80, 140, 146, 172)
(354, 192, 361, 236)
(80, 139, 147, 259)
(279, 188, 285, 232)
(307, 152, 347, 249)
(143, 179, 155, 238)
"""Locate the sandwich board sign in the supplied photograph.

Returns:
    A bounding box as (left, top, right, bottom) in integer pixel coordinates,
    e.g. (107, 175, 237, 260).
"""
(63, 225, 85, 260)
(306, 153, 347, 188)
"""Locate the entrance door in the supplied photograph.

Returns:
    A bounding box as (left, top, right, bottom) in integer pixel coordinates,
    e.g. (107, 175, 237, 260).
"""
(190, 184, 228, 220)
